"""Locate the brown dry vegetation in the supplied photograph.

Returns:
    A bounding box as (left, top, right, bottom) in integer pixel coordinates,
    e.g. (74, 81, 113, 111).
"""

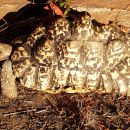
(0, 85, 130, 129)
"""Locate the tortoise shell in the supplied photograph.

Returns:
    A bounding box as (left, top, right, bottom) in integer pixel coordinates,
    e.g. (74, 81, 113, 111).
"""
(10, 11, 130, 95)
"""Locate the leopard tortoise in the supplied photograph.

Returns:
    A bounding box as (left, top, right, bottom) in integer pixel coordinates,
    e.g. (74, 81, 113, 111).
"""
(0, 11, 130, 98)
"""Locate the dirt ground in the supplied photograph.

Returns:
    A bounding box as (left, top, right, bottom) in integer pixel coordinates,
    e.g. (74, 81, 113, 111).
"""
(0, 1, 130, 130)
(0, 85, 130, 130)
(1, 0, 130, 28)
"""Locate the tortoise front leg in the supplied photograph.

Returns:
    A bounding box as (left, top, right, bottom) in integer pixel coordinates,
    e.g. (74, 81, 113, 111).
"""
(1, 60, 17, 98)
(0, 43, 17, 98)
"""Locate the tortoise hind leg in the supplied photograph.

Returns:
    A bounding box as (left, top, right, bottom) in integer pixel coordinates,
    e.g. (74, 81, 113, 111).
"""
(1, 60, 17, 98)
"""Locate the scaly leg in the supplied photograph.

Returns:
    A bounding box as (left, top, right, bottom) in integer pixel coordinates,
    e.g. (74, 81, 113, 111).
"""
(1, 60, 17, 98)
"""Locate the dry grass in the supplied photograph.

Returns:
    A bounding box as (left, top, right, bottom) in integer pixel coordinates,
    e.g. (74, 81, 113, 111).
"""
(0, 85, 130, 129)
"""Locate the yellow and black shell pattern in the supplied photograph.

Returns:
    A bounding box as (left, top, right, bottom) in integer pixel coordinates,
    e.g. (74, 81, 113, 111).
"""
(11, 12, 130, 95)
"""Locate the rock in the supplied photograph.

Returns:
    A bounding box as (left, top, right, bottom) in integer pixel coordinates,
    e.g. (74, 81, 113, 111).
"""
(0, 0, 28, 18)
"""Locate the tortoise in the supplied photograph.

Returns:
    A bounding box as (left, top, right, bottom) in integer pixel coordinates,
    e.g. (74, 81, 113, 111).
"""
(0, 11, 130, 98)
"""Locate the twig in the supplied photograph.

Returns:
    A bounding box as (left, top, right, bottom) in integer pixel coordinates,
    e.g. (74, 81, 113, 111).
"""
(3, 109, 37, 116)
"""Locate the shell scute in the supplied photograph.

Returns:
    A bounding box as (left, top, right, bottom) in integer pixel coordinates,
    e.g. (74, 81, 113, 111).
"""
(9, 12, 130, 95)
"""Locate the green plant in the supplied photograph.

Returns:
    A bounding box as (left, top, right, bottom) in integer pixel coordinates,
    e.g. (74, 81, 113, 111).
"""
(56, 0, 71, 16)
